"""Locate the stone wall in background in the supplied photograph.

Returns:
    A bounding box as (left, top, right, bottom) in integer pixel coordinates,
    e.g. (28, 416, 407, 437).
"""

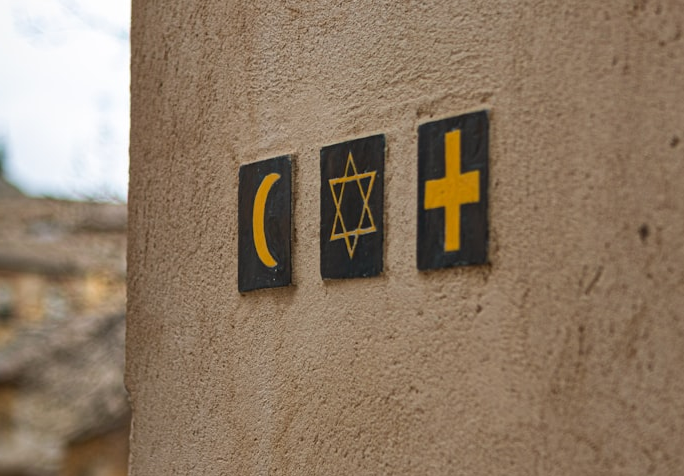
(0, 183, 129, 476)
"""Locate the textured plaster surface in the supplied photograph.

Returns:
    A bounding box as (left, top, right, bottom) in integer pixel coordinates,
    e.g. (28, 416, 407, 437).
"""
(128, 1, 684, 474)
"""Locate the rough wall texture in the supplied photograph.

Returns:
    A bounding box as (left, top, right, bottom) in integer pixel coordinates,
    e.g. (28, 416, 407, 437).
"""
(128, 1, 684, 474)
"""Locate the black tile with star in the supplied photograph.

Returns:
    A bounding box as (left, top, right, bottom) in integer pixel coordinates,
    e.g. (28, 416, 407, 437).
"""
(320, 134, 385, 279)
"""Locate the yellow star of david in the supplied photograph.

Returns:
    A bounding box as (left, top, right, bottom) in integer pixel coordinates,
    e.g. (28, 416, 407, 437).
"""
(329, 152, 377, 258)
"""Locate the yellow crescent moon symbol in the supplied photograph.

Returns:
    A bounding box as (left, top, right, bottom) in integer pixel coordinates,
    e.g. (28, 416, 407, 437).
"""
(253, 172, 281, 268)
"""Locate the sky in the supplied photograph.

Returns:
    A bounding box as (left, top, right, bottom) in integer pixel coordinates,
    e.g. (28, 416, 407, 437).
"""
(0, 0, 130, 201)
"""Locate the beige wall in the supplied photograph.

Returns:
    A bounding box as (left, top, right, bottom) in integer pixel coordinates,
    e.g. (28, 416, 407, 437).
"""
(127, 1, 684, 474)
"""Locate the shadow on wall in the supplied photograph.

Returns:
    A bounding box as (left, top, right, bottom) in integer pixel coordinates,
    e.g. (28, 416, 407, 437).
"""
(0, 172, 129, 476)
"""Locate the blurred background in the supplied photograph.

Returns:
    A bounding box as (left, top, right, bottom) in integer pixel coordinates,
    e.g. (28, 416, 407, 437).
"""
(0, 1, 130, 475)
(0, 0, 129, 202)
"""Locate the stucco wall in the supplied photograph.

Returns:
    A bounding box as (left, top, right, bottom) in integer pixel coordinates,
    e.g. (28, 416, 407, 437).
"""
(127, 1, 684, 474)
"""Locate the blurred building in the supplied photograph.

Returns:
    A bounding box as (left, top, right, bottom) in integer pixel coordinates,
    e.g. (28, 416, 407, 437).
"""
(0, 171, 129, 476)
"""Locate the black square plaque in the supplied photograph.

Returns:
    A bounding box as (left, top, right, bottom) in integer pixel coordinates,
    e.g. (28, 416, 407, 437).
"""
(320, 135, 384, 279)
(417, 111, 489, 270)
(238, 155, 292, 292)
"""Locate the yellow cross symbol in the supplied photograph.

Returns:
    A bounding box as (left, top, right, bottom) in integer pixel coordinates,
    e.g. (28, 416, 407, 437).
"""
(329, 152, 377, 258)
(424, 129, 480, 252)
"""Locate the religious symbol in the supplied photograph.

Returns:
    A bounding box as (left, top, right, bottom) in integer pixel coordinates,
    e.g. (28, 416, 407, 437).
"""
(424, 129, 479, 252)
(253, 172, 281, 267)
(328, 152, 377, 258)
(417, 111, 489, 270)
(238, 155, 292, 292)
(320, 134, 385, 279)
